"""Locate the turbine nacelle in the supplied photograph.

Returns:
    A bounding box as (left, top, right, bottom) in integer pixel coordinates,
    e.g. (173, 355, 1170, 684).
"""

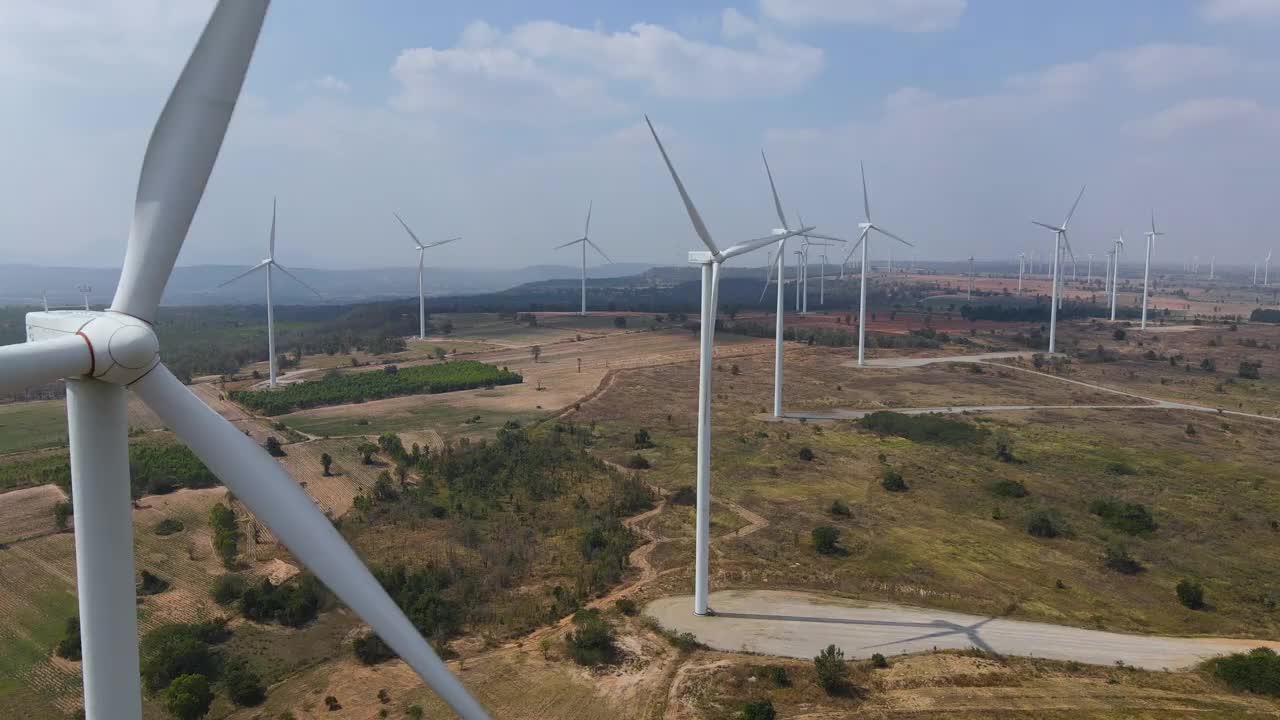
(26, 311, 160, 386)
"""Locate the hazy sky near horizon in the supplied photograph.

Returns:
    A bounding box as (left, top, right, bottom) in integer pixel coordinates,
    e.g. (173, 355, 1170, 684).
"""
(2, 0, 1278, 271)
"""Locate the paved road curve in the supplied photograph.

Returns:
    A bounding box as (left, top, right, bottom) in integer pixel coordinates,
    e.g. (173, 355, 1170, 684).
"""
(647, 590, 1280, 670)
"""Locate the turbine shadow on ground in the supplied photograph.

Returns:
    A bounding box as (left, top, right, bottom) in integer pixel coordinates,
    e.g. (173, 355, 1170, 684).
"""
(713, 611, 999, 654)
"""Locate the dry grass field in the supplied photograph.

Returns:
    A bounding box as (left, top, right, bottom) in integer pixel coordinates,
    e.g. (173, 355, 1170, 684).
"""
(0, 485, 67, 544)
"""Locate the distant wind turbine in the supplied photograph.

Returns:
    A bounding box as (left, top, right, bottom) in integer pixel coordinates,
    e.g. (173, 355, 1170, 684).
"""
(1266, 250, 1273, 287)
(1109, 233, 1125, 321)
(217, 198, 322, 388)
(77, 285, 92, 311)
(1141, 213, 1163, 330)
(393, 213, 459, 339)
(555, 202, 613, 316)
(848, 162, 911, 367)
(1031, 185, 1085, 353)
(1018, 252, 1025, 293)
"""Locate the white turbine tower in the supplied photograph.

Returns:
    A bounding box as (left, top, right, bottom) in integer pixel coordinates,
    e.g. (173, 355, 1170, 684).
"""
(967, 256, 975, 299)
(77, 285, 92, 310)
(759, 153, 843, 418)
(0, 4, 490, 717)
(1110, 233, 1125, 321)
(1087, 253, 1094, 284)
(1141, 213, 1163, 330)
(1017, 252, 1025, 293)
(393, 213, 459, 340)
(217, 198, 321, 388)
(646, 117, 808, 615)
(1031, 186, 1085, 354)
(846, 163, 911, 367)
(1266, 250, 1273, 287)
(555, 202, 613, 315)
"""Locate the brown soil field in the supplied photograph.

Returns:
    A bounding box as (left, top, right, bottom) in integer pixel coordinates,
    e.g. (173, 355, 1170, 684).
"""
(0, 484, 67, 544)
(736, 309, 1036, 336)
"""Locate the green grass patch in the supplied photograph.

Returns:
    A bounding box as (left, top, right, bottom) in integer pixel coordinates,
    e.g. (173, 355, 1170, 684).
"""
(0, 589, 77, 682)
(0, 401, 67, 454)
(857, 411, 989, 446)
(231, 360, 523, 415)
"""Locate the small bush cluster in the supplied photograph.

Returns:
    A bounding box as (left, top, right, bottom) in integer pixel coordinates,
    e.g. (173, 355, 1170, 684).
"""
(1212, 647, 1280, 696)
(565, 609, 616, 666)
(1089, 499, 1158, 536)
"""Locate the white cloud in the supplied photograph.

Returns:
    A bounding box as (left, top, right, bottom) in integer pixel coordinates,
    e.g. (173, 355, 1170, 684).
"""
(1200, 0, 1280, 23)
(1132, 97, 1265, 140)
(1006, 44, 1240, 100)
(306, 75, 351, 94)
(759, 0, 967, 31)
(721, 8, 758, 39)
(0, 0, 212, 84)
(391, 17, 822, 117)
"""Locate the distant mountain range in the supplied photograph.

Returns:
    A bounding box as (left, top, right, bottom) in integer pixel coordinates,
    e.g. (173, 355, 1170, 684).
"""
(0, 262, 655, 308)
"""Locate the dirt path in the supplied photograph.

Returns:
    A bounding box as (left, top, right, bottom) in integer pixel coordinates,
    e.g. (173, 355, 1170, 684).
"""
(647, 590, 1280, 671)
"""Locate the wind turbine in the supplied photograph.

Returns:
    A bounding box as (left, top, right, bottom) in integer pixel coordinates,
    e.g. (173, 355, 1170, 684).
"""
(1210, 256, 1215, 280)
(1141, 213, 1163, 330)
(1031, 186, 1085, 353)
(77, 285, 92, 311)
(393, 213, 459, 339)
(646, 117, 808, 615)
(1087, 253, 1094, 284)
(1017, 252, 1025, 293)
(217, 198, 321, 388)
(758, 153, 843, 418)
(847, 162, 912, 367)
(0, 4, 489, 718)
(1105, 248, 1113, 297)
(1110, 233, 1125, 321)
(555, 202, 613, 315)
(1266, 250, 1273, 287)
(967, 256, 975, 299)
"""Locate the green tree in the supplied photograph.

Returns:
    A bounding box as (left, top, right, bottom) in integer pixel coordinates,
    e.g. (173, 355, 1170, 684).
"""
(358, 442, 378, 465)
(530, 345, 542, 363)
(223, 657, 266, 706)
(880, 467, 908, 492)
(813, 644, 847, 693)
(53, 500, 72, 531)
(320, 453, 333, 476)
(565, 609, 615, 666)
(812, 526, 840, 554)
(742, 699, 776, 720)
(164, 674, 213, 720)
(1027, 509, 1062, 538)
(1177, 579, 1206, 610)
(263, 436, 286, 457)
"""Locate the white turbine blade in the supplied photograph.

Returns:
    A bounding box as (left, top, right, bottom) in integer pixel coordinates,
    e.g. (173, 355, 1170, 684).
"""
(269, 197, 277, 259)
(1062, 185, 1086, 229)
(761, 150, 789, 230)
(721, 227, 810, 261)
(393, 212, 426, 250)
(1150, 210, 1158, 236)
(645, 115, 719, 256)
(584, 201, 593, 239)
(110, 0, 269, 322)
(1061, 231, 1076, 261)
(1032, 220, 1063, 233)
(872, 225, 913, 248)
(805, 232, 848, 243)
(860, 161, 871, 222)
(586, 238, 613, 264)
(844, 229, 869, 263)
(131, 364, 491, 719)
(555, 238, 585, 250)
(272, 263, 322, 298)
(0, 337, 92, 395)
(215, 260, 269, 288)
(426, 237, 461, 249)
(759, 252, 776, 302)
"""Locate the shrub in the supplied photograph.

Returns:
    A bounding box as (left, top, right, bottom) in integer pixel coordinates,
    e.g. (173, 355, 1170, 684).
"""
(762, 665, 789, 686)
(1105, 461, 1137, 476)
(263, 436, 286, 457)
(53, 501, 72, 531)
(742, 699, 776, 720)
(625, 454, 651, 470)
(814, 644, 847, 693)
(138, 569, 171, 596)
(223, 657, 266, 706)
(829, 499, 852, 517)
(154, 518, 185, 536)
(1027, 510, 1062, 538)
(406, 706, 425, 720)
(565, 609, 615, 666)
(54, 616, 81, 660)
(990, 479, 1028, 498)
(320, 453, 333, 476)
(859, 411, 988, 446)
(1200, 357, 1217, 372)
(798, 446, 815, 462)
(1177, 579, 1206, 610)
(633, 429, 654, 449)
(1239, 361, 1262, 379)
(1089, 499, 1158, 535)
(1103, 543, 1143, 575)
(881, 467, 908, 492)
(669, 485, 696, 506)
(139, 621, 229, 694)
(240, 575, 322, 627)
(1113, 328, 1127, 341)
(1212, 647, 1280, 696)
(353, 631, 396, 665)
(164, 674, 213, 720)
(871, 652, 889, 669)
(324, 695, 342, 711)
(992, 431, 1016, 462)
(211, 574, 247, 605)
(615, 598, 637, 616)
(812, 526, 840, 554)
(209, 504, 239, 569)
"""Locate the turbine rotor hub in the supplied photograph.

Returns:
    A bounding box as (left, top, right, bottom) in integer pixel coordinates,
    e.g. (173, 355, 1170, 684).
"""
(26, 310, 160, 385)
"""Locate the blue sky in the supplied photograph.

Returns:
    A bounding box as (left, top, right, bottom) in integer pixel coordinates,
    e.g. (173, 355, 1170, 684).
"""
(2, 0, 1278, 272)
